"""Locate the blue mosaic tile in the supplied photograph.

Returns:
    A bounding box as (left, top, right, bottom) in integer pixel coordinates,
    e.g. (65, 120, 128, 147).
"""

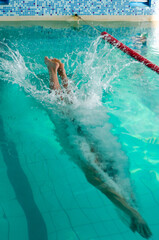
(0, 0, 157, 16)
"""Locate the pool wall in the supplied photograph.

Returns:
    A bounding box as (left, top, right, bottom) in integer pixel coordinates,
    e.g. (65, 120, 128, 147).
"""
(0, 0, 159, 21)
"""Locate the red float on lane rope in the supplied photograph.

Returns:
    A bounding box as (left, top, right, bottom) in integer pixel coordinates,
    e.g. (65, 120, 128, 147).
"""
(101, 31, 159, 74)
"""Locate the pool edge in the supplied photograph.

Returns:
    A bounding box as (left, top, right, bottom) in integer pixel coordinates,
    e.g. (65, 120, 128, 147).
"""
(0, 15, 159, 22)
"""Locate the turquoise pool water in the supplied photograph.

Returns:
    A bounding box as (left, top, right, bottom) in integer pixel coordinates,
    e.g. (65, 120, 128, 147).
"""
(0, 22, 159, 240)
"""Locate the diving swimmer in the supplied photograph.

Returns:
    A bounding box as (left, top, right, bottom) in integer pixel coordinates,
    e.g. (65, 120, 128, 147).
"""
(44, 56, 152, 239)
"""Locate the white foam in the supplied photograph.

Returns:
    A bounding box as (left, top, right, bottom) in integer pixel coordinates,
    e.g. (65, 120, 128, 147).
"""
(0, 38, 135, 201)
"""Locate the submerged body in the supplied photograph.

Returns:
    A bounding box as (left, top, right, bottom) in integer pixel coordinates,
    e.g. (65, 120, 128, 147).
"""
(44, 56, 152, 239)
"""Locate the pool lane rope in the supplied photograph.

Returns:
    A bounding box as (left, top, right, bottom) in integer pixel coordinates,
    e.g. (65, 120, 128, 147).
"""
(75, 15, 159, 75)
(101, 31, 159, 74)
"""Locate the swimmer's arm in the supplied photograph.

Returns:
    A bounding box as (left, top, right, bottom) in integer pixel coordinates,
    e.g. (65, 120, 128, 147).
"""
(84, 165, 137, 218)
(84, 165, 152, 238)
(99, 183, 139, 218)
(99, 183, 152, 238)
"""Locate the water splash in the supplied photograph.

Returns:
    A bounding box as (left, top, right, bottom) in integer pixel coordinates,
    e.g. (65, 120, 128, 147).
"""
(0, 37, 139, 203)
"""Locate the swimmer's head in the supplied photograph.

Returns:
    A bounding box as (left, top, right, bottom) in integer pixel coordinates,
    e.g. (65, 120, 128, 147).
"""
(140, 33, 147, 39)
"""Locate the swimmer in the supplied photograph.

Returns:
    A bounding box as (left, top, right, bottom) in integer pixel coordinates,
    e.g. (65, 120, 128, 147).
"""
(132, 34, 147, 45)
(44, 57, 68, 90)
(45, 56, 152, 239)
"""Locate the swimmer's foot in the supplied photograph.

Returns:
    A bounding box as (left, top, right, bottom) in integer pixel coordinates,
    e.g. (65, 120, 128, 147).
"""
(44, 57, 59, 73)
(53, 58, 66, 77)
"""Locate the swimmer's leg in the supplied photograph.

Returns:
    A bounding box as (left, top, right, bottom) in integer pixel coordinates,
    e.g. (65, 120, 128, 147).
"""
(44, 57, 61, 90)
(53, 58, 69, 90)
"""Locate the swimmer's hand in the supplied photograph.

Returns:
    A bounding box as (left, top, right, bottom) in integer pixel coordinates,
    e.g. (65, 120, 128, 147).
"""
(130, 214, 152, 239)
